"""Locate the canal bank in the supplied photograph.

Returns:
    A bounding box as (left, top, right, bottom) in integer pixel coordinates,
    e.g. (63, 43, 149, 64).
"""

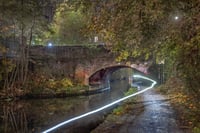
(0, 68, 132, 133)
(91, 88, 189, 133)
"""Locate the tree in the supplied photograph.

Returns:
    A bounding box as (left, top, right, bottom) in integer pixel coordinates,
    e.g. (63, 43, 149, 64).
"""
(43, 1, 89, 45)
(0, 0, 56, 94)
(81, 0, 200, 93)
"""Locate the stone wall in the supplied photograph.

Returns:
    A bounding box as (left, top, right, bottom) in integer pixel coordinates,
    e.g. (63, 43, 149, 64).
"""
(29, 45, 151, 85)
(29, 45, 115, 84)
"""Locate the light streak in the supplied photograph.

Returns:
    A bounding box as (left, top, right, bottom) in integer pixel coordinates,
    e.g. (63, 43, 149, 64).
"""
(42, 75, 157, 133)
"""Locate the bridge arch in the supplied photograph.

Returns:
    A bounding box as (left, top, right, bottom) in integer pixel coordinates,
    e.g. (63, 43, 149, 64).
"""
(27, 45, 152, 85)
(88, 64, 149, 85)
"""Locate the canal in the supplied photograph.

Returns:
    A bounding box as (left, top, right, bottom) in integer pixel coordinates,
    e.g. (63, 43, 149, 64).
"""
(0, 68, 134, 133)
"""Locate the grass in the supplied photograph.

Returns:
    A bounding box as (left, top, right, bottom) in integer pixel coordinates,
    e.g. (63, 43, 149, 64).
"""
(107, 87, 139, 120)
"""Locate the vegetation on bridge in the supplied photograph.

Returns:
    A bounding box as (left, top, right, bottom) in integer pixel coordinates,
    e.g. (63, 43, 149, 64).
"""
(0, 0, 91, 99)
(0, 1, 199, 129)
(0, 1, 199, 132)
(78, 0, 200, 130)
(79, 0, 200, 94)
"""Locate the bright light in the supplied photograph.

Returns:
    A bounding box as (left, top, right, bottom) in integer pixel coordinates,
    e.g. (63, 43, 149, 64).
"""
(42, 75, 157, 133)
(174, 16, 179, 20)
(48, 42, 52, 47)
(32, 41, 35, 45)
(94, 36, 98, 43)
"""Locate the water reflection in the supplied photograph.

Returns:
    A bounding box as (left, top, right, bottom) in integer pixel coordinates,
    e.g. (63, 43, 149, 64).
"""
(0, 68, 133, 133)
(1, 102, 28, 133)
(1, 97, 92, 133)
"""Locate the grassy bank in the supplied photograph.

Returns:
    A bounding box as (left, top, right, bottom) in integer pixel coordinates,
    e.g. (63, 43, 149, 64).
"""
(0, 75, 90, 100)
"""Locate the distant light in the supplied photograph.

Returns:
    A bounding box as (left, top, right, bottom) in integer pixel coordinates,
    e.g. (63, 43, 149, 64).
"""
(158, 60, 165, 64)
(94, 36, 98, 43)
(174, 16, 179, 20)
(48, 42, 52, 47)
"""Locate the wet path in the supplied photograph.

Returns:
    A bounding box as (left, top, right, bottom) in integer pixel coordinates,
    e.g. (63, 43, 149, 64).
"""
(92, 88, 186, 133)
(119, 89, 183, 133)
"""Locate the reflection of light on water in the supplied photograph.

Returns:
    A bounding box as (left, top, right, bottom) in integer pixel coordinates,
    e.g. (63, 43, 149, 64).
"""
(42, 75, 157, 133)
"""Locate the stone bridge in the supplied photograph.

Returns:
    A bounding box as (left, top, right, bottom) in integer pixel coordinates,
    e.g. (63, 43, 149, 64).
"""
(29, 45, 150, 85)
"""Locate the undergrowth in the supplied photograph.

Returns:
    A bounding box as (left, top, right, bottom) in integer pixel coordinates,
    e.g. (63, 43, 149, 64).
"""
(157, 77, 200, 132)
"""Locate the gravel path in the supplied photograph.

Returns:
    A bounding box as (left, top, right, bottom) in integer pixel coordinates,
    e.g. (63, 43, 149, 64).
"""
(118, 89, 183, 133)
(92, 89, 187, 133)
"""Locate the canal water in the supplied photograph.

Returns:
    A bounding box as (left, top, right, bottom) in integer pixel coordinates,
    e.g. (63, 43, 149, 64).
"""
(0, 68, 134, 133)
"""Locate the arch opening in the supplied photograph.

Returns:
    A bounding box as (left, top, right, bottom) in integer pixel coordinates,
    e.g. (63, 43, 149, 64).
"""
(89, 65, 147, 86)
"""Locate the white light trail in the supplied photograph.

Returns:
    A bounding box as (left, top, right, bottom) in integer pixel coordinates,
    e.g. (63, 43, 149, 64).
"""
(42, 75, 157, 133)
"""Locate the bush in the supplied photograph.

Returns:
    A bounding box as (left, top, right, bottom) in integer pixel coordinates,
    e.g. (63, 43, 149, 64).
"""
(175, 34, 200, 96)
(113, 106, 124, 115)
(124, 87, 137, 96)
(193, 126, 200, 133)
